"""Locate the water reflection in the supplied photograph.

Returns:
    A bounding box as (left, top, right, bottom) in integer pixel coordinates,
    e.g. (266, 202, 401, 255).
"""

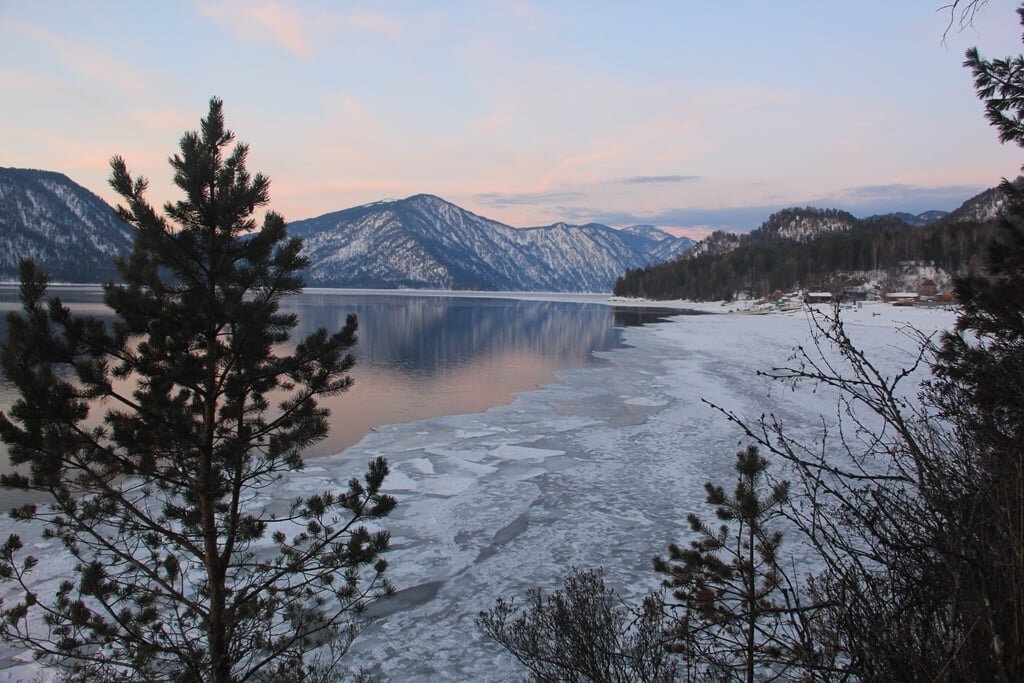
(1, 287, 684, 470)
(289, 294, 620, 372)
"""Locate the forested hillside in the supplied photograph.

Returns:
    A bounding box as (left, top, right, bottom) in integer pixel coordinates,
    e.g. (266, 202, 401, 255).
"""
(614, 205, 1000, 301)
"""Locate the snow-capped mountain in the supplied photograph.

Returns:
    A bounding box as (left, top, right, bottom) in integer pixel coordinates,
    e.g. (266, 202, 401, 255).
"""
(289, 194, 687, 292)
(916, 210, 950, 224)
(0, 171, 689, 291)
(684, 208, 859, 261)
(619, 224, 676, 243)
(619, 225, 695, 261)
(0, 167, 134, 282)
(615, 185, 1016, 301)
(13, 163, 1007, 296)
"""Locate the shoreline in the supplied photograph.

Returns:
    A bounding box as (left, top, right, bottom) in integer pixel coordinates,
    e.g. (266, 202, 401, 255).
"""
(0, 289, 685, 505)
(0, 296, 958, 680)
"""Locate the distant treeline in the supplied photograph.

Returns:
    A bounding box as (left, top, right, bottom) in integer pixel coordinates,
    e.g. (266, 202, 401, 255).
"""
(613, 214, 998, 301)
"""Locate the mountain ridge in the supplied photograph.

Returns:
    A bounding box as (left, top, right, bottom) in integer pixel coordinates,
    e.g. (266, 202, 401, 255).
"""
(613, 184, 1013, 301)
(287, 193, 692, 292)
(1, 166, 1000, 296)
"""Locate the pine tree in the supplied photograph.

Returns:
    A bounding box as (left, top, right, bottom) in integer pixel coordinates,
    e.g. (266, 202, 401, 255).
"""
(653, 445, 802, 683)
(0, 98, 394, 682)
(950, 6, 1024, 455)
(919, 11, 1024, 676)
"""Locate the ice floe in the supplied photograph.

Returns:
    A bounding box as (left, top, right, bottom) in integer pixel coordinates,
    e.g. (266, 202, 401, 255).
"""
(0, 301, 958, 681)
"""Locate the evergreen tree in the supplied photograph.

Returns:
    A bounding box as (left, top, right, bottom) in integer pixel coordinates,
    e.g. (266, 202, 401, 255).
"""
(0, 98, 394, 682)
(920, 11, 1024, 676)
(653, 445, 803, 683)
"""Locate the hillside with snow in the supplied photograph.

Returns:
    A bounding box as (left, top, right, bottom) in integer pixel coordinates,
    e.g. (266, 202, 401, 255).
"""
(3, 165, 1009, 297)
(289, 194, 691, 292)
(0, 168, 134, 283)
(1, 171, 690, 292)
(615, 187, 1011, 301)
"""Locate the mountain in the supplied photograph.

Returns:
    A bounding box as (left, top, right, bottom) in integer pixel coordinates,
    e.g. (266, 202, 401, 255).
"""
(619, 224, 694, 260)
(619, 224, 676, 243)
(869, 210, 949, 227)
(944, 183, 1012, 224)
(916, 210, 950, 224)
(680, 204, 956, 264)
(687, 230, 741, 259)
(0, 167, 134, 282)
(0, 171, 687, 291)
(615, 186, 1008, 301)
(675, 208, 859, 263)
(749, 207, 859, 244)
(20, 163, 999, 298)
(288, 194, 685, 292)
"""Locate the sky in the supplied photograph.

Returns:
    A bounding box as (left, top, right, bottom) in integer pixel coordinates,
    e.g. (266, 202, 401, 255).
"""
(1, 1, 1022, 239)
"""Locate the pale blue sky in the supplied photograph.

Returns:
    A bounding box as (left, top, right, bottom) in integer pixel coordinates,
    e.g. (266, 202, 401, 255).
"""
(1, 1, 1021, 237)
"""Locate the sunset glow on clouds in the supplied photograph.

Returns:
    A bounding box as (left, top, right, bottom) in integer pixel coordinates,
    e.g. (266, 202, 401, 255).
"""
(1, 1, 1021, 238)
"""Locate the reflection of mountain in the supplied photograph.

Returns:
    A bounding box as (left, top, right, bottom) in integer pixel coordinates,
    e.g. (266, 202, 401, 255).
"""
(2, 288, 688, 382)
(285, 295, 640, 375)
(2, 289, 692, 469)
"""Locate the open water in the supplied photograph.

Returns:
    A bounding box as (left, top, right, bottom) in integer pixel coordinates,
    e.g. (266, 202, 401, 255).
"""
(0, 286, 683, 480)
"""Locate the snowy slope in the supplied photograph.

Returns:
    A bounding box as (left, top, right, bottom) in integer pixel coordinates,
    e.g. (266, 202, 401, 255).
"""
(289, 195, 688, 292)
(681, 201, 966, 263)
(0, 171, 690, 292)
(0, 168, 133, 282)
(620, 224, 694, 260)
(750, 207, 859, 244)
(681, 208, 859, 262)
(944, 184, 1010, 224)
(686, 229, 742, 258)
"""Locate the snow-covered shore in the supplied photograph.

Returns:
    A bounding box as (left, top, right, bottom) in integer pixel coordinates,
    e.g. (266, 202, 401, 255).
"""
(0, 301, 958, 681)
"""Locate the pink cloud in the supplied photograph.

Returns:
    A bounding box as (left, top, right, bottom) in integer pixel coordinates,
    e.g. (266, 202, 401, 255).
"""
(195, 3, 413, 57)
(1, 20, 158, 102)
(197, 1, 313, 58)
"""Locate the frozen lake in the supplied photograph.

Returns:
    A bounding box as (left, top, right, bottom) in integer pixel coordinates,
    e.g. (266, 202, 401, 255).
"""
(0, 295, 956, 681)
(335, 301, 957, 680)
(0, 286, 685, 477)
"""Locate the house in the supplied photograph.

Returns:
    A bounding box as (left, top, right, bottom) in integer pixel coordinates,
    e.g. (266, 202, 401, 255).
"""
(804, 291, 833, 304)
(885, 292, 919, 306)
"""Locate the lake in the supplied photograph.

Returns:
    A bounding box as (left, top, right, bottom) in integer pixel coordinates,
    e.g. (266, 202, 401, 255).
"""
(0, 286, 686, 479)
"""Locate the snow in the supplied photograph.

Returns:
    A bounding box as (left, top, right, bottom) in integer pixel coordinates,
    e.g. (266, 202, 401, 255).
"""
(0, 300, 958, 681)
(292, 196, 668, 292)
